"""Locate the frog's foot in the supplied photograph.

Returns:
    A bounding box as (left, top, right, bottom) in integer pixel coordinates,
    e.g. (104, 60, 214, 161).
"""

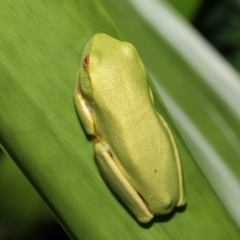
(94, 142, 153, 223)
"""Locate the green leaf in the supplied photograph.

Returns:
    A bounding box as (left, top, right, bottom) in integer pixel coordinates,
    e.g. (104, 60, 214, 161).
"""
(0, 0, 239, 239)
(0, 151, 52, 239)
(168, 0, 203, 20)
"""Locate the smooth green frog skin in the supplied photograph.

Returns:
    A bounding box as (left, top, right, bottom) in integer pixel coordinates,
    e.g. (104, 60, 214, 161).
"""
(74, 33, 186, 223)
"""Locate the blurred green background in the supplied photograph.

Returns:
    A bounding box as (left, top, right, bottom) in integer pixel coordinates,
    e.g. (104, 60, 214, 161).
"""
(1, 0, 240, 239)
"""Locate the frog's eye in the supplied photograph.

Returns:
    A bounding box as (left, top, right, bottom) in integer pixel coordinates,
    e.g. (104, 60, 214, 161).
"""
(83, 54, 90, 68)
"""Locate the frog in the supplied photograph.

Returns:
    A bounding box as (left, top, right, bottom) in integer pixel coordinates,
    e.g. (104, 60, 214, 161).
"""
(74, 33, 186, 223)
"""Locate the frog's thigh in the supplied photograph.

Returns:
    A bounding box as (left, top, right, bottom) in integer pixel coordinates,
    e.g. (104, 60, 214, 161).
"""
(74, 70, 95, 135)
(155, 112, 186, 206)
(95, 142, 153, 223)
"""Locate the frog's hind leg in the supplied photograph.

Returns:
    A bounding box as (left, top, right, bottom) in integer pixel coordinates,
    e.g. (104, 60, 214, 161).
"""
(94, 142, 153, 223)
(149, 86, 186, 206)
(155, 113, 186, 206)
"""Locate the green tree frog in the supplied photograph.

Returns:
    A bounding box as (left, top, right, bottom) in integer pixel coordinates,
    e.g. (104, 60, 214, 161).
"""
(74, 33, 186, 223)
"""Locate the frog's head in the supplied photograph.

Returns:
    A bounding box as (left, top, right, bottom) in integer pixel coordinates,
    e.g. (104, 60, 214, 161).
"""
(77, 33, 149, 113)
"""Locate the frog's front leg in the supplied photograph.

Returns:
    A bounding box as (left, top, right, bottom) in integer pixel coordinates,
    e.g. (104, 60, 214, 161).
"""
(94, 141, 153, 223)
(74, 69, 95, 135)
